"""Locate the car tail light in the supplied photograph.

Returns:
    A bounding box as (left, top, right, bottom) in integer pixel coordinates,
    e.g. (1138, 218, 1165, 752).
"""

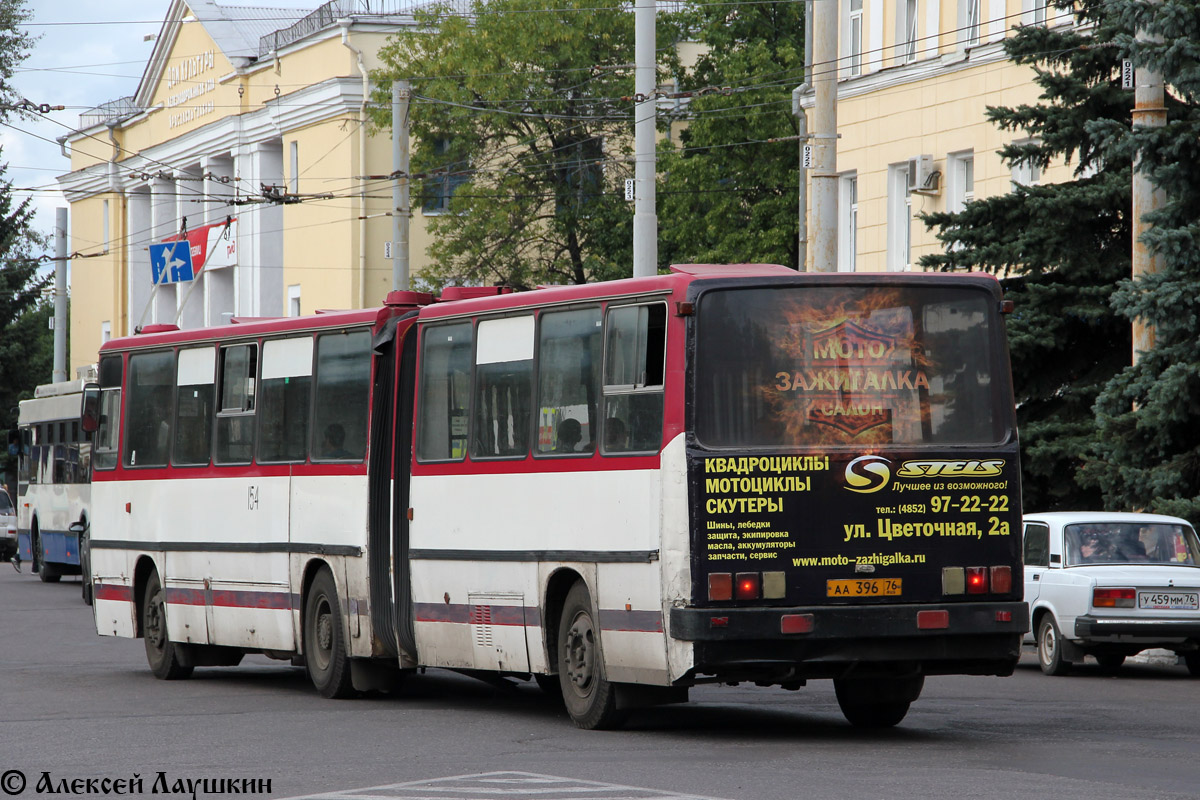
(966, 567, 989, 594)
(942, 567, 965, 595)
(990, 566, 1012, 594)
(708, 573, 732, 602)
(735, 572, 760, 600)
(1093, 587, 1135, 608)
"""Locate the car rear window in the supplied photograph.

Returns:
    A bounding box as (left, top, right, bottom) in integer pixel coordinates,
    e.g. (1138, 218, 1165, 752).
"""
(1065, 522, 1200, 567)
(0, 491, 12, 514)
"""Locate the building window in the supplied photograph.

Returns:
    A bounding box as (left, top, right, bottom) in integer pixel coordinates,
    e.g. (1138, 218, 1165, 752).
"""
(962, 0, 981, 46)
(289, 141, 299, 194)
(899, 0, 919, 63)
(888, 164, 912, 272)
(422, 138, 468, 214)
(838, 174, 858, 272)
(949, 150, 975, 212)
(1010, 140, 1043, 187)
(848, 0, 864, 76)
(100, 321, 111, 344)
(288, 284, 301, 317)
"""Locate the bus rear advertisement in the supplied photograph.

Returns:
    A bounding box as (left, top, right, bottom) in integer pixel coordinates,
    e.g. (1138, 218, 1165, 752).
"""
(82, 265, 1027, 730)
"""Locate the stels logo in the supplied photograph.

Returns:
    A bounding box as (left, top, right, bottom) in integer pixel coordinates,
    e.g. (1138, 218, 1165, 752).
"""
(844, 455, 891, 494)
(844, 456, 1006, 493)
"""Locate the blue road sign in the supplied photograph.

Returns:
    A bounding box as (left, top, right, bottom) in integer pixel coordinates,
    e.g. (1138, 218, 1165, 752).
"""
(149, 241, 195, 284)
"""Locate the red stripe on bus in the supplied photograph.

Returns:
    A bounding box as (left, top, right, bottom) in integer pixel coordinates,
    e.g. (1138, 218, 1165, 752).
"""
(164, 587, 293, 610)
(415, 603, 659, 632)
(94, 583, 133, 603)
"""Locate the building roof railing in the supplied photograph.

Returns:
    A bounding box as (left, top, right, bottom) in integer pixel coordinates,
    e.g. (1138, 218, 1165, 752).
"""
(257, 0, 443, 56)
(80, 96, 141, 128)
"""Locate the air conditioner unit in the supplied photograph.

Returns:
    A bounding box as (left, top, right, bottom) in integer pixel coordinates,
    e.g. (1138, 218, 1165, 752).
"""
(906, 154, 940, 195)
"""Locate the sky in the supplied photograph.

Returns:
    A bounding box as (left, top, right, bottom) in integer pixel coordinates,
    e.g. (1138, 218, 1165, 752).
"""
(5, 0, 326, 252)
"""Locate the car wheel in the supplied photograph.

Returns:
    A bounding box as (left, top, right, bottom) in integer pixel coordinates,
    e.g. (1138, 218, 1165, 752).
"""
(1184, 653, 1200, 677)
(1094, 653, 1125, 673)
(1037, 615, 1071, 676)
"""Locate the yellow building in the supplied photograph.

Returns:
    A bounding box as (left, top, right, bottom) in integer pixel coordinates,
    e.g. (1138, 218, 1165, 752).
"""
(59, 0, 441, 373)
(808, 0, 1071, 271)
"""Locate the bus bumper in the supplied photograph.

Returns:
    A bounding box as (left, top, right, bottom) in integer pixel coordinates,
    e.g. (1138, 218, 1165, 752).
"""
(669, 601, 1029, 681)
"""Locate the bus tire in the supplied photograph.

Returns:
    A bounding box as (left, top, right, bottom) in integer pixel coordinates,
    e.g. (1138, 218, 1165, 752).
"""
(1037, 615, 1071, 676)
(80, 523, 93, 605)
(33, 529, 60, 583)
(142, 571, 194, 680)
(834, 676, 921, 729)
(304, 569, 354, 699)
(557, 581, 626, 730)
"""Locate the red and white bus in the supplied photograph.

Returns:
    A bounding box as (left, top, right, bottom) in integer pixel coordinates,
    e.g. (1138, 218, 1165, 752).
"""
(84, 264, 1027, 729)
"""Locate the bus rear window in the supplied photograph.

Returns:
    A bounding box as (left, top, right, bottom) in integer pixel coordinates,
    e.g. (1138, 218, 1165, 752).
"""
(693, 285, 1007, 448)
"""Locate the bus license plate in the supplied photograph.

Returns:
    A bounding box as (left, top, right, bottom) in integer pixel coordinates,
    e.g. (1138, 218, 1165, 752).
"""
(1138, 591, 1199, 610)
(827, 578, 902, 598)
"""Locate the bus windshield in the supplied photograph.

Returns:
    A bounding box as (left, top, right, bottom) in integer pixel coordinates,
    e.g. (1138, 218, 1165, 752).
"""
(693, 284, 1009, 448)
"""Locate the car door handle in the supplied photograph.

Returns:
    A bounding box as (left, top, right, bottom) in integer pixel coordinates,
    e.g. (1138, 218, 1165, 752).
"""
(1033, 574, 1040, 581)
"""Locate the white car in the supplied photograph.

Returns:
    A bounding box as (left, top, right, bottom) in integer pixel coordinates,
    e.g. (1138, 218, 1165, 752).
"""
(1023, 511, 1200, 676)
(0, 489, 15, 561)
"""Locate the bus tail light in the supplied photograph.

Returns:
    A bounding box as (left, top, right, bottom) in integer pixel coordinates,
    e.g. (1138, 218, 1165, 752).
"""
(781, 614, 814, 634)
(917, 610, 950, 629)
(708, 573, 732, 602)
(1093, 587, 1135, 608)
(762, 571, 786, 600)
(735, 572, 760, 600)
(989, 566, 1012, 594)
(942, 567, 965, 595)
(966, 567, 988, 594)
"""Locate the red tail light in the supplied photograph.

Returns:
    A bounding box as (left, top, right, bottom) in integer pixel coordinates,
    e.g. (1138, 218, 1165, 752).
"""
(966, 567, 988, 594)
(989, 566, 1012, 594)
(708, 573, 732, 602)
(735, 572, 760, 600)
(1093, 587, 1135, 608)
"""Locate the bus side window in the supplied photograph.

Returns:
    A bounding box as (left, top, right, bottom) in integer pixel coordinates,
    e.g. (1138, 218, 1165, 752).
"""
(602, 303, 666, 453)
(125, 350, 175, 468)
(215, 344, 257, 465)
(472, 315, 534, 459)
(417, 322, 473, 461)
(174, 347, 216, 466)
(259, 337, 314, 463)
(93, 355, 123, 471)
(312, 330, 370, 462)
(536, 307, 601, 456)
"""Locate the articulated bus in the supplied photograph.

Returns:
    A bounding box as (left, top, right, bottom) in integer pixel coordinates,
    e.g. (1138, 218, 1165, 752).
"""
(84, 265, 1027, 729)
(16, 380, 93, 597)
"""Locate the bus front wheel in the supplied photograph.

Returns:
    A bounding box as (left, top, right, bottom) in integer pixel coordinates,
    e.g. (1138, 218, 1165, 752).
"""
(142, 572, 194, 680)
(557, 581, 626, 730)
(303, 569, 354, 698)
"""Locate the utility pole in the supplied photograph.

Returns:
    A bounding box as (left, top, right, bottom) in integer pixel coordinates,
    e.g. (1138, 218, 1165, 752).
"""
(393, 80, 411, 291)
(632, 0, 657, 278)
(52, 207, 68, 383)
(1131, 12, 1165, 365)
(809, 0, 838, 272)
(792, 85, 809, 272)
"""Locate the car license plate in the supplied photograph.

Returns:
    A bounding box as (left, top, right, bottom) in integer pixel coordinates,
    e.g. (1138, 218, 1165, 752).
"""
(1138, 591, 1199, 610)
(827, 578, 902, 597)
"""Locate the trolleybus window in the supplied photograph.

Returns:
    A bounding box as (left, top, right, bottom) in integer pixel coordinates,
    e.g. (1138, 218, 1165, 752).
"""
(93, 355, 122, 471)
(125, 350, 175, 467)
(602, 302, 665, 453)
(173, 347, 216, 466)
(259, 337, 314, 463)
(418, 322, 473, 461)
(216, 343, 257, 464)
(693, 286, 1005, 448)
(472, 315, 534, 459)
(312, 330, 370, 461)
(536, 307, 601, 456)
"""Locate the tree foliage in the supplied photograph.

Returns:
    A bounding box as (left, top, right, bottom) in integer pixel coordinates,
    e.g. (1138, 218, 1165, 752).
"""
(657, 0, 802, 269)
(1080, 0, 1200, 522)
(920, 0, 1133, 512)
(370, 0, 637, 290)
(0, 0, 48, 488)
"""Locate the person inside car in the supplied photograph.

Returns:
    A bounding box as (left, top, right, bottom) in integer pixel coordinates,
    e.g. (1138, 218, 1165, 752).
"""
(1079, 529, 1114, 563)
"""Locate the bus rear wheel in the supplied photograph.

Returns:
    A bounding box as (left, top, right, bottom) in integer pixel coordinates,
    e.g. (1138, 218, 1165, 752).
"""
(557, 581, 625, 730)
(304, 568, 354, 698)
(142, 571, 194, 680)
(33, 529, 60, 583)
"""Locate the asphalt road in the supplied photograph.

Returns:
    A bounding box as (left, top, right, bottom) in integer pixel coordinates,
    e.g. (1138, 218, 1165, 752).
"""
(2, 567, 1198, 800)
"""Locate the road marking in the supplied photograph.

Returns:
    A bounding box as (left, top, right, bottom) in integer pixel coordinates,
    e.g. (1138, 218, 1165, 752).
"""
(276, 770, 732, 800)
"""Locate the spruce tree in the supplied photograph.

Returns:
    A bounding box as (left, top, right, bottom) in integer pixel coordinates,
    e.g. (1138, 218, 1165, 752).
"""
(1082, 0, 1200, 522)
(920, 0, 1133, 511)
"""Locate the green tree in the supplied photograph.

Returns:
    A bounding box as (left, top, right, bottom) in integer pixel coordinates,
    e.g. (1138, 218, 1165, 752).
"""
(370, 0, 637, 290)
(0, 0, 48, 489)
(1081, 0, 1200, 523)
(919, 0, 1133, 512)
(657, 0, 803, 269)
